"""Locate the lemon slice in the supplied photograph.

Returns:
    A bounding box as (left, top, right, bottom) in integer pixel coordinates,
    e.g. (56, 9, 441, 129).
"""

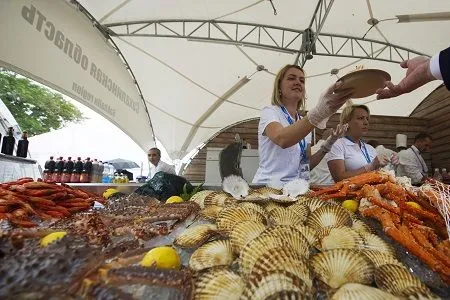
(406, 202, 422, 210)
(40, 231, 67, 247)
(141, 246, 181, 269)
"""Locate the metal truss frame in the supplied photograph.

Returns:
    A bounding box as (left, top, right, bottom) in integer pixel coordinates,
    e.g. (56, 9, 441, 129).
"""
(104, 19, 428, 65)
(294, 0, 335, 67)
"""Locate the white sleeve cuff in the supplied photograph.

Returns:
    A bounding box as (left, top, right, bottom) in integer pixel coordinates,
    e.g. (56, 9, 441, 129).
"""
(430, 53, 443, 80)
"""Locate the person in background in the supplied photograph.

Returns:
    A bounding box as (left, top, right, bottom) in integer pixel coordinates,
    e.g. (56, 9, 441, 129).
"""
(242, 138, 252, 149)
(252, 64, 353, 185)
(327, 105, 398, 182)
(147, 147, 175, 180)
(376, 47, 450, 99)
(396, 133, 432, 185)
(310, 124, 348, 185)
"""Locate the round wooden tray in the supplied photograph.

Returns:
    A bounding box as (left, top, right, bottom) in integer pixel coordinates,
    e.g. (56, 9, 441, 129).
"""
(337, 69, 391, 98)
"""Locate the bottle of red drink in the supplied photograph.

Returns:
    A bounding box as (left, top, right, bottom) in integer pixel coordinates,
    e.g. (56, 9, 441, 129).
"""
(83, 157, 93, 182)
(62, 157, 74, 183)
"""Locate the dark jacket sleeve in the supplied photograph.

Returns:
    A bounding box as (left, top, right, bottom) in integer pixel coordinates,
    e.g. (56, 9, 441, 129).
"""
(440, 47, 450, 90)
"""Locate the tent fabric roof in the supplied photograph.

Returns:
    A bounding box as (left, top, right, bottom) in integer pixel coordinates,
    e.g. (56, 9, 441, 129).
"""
(76, 0, 450, 159)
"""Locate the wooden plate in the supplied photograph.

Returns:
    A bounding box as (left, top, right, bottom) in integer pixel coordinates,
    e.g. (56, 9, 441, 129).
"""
(337, 69, 391, 98)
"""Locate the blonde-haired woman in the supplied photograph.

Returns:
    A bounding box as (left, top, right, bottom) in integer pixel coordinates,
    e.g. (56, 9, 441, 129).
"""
(252, 64, 352, 185)
(327, 105, 398, 182)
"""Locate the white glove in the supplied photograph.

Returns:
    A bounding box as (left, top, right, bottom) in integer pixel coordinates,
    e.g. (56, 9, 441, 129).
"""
(307, 81, 353, 129)
(364, 155, 390, 172)
(320, 123, 348, 153)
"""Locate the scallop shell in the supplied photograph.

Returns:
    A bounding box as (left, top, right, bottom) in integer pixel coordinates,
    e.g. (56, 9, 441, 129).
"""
(400, 286, 439, 299)
(358, 232, 395, 255)
(361, 250, 404, 268)
(351, 219, 374, 235)
(240, 226, 310, 276)
(294, 225, 317, 246)
(249, 246, 312, 288)
(204, 192, 235, 207)
(315, 227, 364, 251)
(374, 264, 428, 296)
(311, 249, 374, 289)
(174, 224, 219, 248)
(216, 206, 265, 234)
(301, 197, 327, 212)
(194, 268, 244, 300)
(189, 240, 234, 271)
(190, 190, 215, 208)
(238, 202, 267, 216)
(241, 270, 310, 300)
(287, 203, 310, 222)
(256, 187, 282, 196)
(264, 290, 307, 300)
(200, 205, 224, 221)
(230, 220, 266, 253)
(269, 207, 305, 226)
(306, 205, 352, 231)
(331, 283, 398, 300)
(264, 201, 283, 213)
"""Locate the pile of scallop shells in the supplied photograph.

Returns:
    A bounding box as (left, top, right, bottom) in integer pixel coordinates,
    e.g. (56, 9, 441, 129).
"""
(177, 188, 439, 300)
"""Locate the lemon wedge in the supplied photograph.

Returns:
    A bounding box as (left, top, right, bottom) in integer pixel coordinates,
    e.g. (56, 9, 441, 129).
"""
(342, 199, 359, 213)
(166, 196, 184, 204)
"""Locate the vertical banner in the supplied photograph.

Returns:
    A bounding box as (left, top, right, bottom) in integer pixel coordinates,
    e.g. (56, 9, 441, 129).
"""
(0, 0, 155, 151)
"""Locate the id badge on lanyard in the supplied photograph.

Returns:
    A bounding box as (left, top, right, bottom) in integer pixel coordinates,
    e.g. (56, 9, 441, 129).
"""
(280, 106, 309, 180)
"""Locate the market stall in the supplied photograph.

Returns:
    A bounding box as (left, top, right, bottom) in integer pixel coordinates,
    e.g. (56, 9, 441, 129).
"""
(0, 171, 449, 299)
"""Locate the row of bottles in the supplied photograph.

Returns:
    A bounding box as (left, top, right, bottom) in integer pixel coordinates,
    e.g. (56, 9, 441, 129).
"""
(42, 157, 110, 183)
(0, 127, 29, 158)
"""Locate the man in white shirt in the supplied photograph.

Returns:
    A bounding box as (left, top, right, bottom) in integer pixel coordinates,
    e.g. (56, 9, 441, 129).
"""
(396, 133, 432, 185)
(147, 148, 176, 180)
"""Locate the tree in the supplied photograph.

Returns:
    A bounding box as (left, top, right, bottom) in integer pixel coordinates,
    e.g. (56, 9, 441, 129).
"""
(0, 69, 84, 136)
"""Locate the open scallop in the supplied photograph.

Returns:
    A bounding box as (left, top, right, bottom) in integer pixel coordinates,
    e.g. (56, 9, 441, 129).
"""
(194, 268, 244, 300)
(189, 240, 234, 271)
(249, 246, 312, 288)
(374, 264, 429, 296)
(216, 206, 265, 234)
(174, 224, 219, 248)
(306, 205, 352, 231)
(269, 207, 305, 226)
(230, 220, 266, 254)
(331, 283, 398, 300)
(311, 249, 374, 289)
(204, 192, 235, 207)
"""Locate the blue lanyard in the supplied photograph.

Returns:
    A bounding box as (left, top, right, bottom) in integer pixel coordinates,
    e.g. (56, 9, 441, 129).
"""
(345, 136, 371, 163)
(280, 106, 306, 159)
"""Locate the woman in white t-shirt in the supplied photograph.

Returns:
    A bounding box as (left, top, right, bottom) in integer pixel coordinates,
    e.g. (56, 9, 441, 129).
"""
(252, 65, 353, 186)
(327, 105, 398, 182)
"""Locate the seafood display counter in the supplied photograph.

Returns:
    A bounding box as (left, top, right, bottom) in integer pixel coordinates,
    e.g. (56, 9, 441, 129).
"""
(0, 171, 449, 299)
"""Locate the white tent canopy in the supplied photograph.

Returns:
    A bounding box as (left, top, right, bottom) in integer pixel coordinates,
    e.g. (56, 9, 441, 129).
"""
(2, 0, 449, 161)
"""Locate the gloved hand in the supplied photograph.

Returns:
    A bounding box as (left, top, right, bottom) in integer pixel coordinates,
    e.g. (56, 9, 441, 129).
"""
(364, 155, 390, 172)
(307, 81, 353, 129)
(320, 123, 348, 153)
(391, 152, 399, 165)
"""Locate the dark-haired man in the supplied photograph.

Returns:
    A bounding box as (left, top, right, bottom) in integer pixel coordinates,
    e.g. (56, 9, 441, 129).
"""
(147, 147, 175, 179)
(396, 133, 432, 185)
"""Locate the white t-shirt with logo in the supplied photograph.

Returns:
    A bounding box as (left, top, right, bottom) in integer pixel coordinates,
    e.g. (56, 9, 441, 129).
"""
(327, 137, 377, 173)
(252, 105, 311, 185)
